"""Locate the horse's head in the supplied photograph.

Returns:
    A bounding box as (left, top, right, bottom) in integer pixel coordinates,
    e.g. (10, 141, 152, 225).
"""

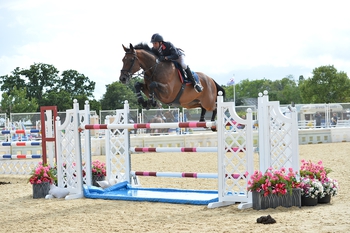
(119, 43, 141, 84)
(163, 110, 175, 122)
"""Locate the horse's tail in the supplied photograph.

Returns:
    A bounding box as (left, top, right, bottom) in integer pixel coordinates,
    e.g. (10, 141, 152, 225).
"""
(212, 79, 226, 99)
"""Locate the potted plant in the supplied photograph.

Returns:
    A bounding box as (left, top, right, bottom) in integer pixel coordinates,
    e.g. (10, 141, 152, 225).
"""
(28, 162, 56, 198)
(299, 159, 338, 204)
(319, 177, 339, 203)
(91, 160, 106, 186)
(247, 167, 301, 210)
(299, 177, 323, 206)
(299, 159, 330, 181)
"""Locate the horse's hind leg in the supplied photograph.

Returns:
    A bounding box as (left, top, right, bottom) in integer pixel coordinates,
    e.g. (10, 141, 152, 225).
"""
(210, 109, 217, 132)
(211, 109, 217, 121)
(199, 107, 206, 122)
(200, 107, 216, 131)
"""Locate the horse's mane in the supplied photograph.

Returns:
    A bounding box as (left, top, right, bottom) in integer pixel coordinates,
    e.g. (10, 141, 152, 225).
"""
(133, 43, 157, 56)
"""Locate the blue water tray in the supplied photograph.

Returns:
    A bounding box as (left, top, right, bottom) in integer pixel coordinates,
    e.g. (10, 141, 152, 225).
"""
(84, 181, 218, 205)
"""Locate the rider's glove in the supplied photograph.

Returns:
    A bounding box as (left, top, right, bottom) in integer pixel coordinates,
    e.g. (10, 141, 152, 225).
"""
(159, 56, 165, 61)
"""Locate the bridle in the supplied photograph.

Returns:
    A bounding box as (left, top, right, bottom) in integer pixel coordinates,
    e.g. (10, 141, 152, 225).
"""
(120, 51, 138, 80)
(120, 50, 159, 81)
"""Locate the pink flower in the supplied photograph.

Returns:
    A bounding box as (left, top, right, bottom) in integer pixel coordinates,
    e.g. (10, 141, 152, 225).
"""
(28, 162, 55, 185)
(247, 167, 299, 196)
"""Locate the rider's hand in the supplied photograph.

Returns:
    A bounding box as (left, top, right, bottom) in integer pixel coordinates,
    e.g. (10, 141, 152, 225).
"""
(159, 56, 165, 61)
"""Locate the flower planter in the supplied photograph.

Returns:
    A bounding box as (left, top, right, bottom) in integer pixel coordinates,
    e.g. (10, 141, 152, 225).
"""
(92, 175, 105, 187)
(252, 189, 301, 210)
(301, 195, 318, 206)
(318, 194, 331, 204)
(32, 182, 50, 199)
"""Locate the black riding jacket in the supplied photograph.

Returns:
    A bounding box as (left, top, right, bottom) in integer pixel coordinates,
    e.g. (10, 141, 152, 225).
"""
(152, 41, 182, 60)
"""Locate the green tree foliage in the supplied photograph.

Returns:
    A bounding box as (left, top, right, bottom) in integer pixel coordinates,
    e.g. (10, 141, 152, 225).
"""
(59, 70, 95, 98)
(1, 87, 38, 116)
(89, 99, 102, 113)
(19, 63, 60, 102)
(41, 90, 72, 112)
(0, 67, 26, 95)
(100, 81, 139, 110)
(0, 63, 97, 112)
(225, 76, 301, 105)
(268, 76, 301, 104)
(299, 65, 350, 103)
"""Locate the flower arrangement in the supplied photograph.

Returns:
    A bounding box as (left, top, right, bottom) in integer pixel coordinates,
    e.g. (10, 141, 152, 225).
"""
(299, 177, 324, 199)
(299, 159, 331, 181)
(28, 162, 56, 184)
(91, 160, 106, 177)
(299, 159, 339, 198)
(321, 177, 338, 197)
(247, 167, 300, 196)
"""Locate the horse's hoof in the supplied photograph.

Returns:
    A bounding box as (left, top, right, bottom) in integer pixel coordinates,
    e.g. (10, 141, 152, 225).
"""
(210, 126, 217, 132)
(152, 101, 157, 107)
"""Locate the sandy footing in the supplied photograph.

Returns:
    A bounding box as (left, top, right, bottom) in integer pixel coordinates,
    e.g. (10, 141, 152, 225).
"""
(1, 142, 349, 232)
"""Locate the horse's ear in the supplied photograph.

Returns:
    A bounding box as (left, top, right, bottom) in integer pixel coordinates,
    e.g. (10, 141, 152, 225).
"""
(122, 44, 128, 52)
(129, 43, 134, 52)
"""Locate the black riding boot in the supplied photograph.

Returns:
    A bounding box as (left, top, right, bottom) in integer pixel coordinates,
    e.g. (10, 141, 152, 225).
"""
(185, 66, 203, 93)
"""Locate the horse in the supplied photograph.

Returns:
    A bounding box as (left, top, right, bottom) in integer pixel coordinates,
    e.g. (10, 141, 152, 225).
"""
(146, 114, 168, 135)
(163, 110, 175, 123)
(119, 43, 225, 130)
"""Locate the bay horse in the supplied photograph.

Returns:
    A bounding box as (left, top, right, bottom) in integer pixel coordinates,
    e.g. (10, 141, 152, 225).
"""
(119, 43, 225, 129)
(146, 114, 168, 135)
(163, 110, 175, 123)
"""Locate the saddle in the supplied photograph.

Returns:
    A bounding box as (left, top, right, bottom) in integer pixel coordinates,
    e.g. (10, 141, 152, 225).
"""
(173, 62, 192, 85)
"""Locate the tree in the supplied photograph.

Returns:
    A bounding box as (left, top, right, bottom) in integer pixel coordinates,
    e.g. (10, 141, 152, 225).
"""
(0, 63, 98, 111)
(299, 65, 350, 103)
(224, 76, 301, 105)
(0, 87, 38, 116)
(89, 99, 102, 114)
(41, 90, 72, 112)
(19, 63, 60, 103)
(0, 67, 26, 95)
(269, 76, 301, 104)
(59, 70, 96, 98)
(100, 81, 139, 110)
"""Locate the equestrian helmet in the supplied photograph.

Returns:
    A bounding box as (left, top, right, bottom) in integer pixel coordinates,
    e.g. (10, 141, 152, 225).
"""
(151, 33, 163, 43)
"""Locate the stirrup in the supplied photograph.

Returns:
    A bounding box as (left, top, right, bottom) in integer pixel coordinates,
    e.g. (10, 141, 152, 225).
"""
(194, 83, 203, 93)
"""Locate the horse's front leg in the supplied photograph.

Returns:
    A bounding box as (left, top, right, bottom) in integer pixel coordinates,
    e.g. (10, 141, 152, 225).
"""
(135, 82, 148, 108)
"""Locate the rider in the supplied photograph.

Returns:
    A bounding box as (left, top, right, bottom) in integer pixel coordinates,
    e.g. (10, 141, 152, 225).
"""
(150, 33, 203, 93)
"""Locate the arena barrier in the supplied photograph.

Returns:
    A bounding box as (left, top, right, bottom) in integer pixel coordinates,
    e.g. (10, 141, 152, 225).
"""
(55, 90, 299, 208)
(0, 107, 56, 175)
(0, 131, 43, 175)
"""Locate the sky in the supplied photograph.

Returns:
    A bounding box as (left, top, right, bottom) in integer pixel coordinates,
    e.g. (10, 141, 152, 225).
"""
(1, 0, 350, 100)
